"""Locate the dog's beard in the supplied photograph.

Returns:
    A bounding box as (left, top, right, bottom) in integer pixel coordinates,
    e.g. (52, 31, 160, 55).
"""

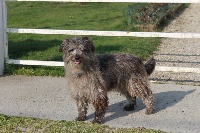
(65, 55, 82, 68)
(65, 54, 96, 73)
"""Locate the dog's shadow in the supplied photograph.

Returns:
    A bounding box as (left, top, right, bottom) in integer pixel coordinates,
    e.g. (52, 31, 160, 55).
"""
(87, 89, 195, 122)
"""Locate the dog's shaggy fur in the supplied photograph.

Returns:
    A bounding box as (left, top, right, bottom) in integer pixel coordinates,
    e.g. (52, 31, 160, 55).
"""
(59, 36, 156, 124)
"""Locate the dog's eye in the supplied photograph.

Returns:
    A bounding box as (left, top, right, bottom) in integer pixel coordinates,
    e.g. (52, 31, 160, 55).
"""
(83, 49, 90, 54)
(68, 49, 74, 53)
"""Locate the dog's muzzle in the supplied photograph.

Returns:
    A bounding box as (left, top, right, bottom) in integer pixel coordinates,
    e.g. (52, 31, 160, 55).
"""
(74, 56, 81, 64)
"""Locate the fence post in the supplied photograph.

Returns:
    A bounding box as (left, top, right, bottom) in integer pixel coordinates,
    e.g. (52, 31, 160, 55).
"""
(0, 0, 6, 76)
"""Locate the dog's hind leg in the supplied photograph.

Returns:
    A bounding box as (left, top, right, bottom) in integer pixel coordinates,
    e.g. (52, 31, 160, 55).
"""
(75, 99, 88, 121)
(143, 89, 153, 115)
(128, 77, 154, 114)
(92, 92, 108, 124)
(123, 92, 136, 111)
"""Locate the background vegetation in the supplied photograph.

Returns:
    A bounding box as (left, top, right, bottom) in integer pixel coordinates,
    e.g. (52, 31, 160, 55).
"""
(123, 3, 184, 31)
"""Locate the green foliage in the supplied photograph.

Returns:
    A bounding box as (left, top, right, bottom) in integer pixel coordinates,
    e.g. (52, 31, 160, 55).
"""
(123, 3, 180, 30)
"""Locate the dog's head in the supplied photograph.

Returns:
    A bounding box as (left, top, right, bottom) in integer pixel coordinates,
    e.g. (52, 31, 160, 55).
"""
(59, 36, 95, 68)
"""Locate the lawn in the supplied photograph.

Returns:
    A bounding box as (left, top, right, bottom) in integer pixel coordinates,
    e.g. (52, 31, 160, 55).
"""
(0, 113, 165, 133)
(5, 2, 160, 76)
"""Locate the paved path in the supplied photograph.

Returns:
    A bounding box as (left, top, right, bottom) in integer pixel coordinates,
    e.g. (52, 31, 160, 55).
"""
(0, 75, 200, 133)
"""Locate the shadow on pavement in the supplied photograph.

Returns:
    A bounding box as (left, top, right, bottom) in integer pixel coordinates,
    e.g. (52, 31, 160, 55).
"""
(87, 89, 196, 123)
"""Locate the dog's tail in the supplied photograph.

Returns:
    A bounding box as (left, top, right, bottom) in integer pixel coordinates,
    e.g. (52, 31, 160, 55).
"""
(144, 57, 156, 76)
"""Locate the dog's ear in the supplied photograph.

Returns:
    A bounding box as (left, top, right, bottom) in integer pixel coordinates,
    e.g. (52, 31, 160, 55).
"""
(82, 36, 95, 53)
(59, 44, 63, 52)
(82, 36, 89, 40)
(90, 43, 95, 53)
(59, 39, 70, 52)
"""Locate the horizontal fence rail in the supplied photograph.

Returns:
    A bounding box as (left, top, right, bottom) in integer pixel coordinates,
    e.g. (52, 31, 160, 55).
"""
(155, 66, 200, 74)
(5, 0, 200, 3)
(6, 59, 200, 73)
(1, 0, 200, 75)
(7, 59, 64, 66)
(7, 28, 200, 38)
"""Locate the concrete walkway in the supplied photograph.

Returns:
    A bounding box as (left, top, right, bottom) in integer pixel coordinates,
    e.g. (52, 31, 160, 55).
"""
(0, 75, 199, 133)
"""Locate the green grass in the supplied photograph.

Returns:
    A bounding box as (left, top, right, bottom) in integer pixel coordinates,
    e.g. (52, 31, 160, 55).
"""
(5, 2, 160, 76)
(0, 114, 165, 133)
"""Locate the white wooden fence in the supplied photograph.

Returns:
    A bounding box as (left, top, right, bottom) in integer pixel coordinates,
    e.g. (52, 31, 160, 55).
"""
(0, 0, 200, 76)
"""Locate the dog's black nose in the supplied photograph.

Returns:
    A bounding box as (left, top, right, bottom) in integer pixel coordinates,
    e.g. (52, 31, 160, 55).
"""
(75, 56, 80, 60)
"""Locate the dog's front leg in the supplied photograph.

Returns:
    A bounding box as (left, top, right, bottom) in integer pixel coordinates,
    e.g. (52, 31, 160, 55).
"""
(75, 98, 88, 121)
(92, 91, 108, 124)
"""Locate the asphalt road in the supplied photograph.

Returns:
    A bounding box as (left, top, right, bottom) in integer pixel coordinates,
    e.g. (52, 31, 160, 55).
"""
(0, 75, 199, 133)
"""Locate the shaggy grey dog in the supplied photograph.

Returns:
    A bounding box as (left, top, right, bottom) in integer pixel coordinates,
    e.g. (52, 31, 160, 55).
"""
(59, 36, 155, 124)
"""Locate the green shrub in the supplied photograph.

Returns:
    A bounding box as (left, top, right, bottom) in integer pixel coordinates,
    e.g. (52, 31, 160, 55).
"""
(123, 3, 181, 31)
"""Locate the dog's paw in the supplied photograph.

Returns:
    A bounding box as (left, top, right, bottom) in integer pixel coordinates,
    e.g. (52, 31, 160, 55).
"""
(123, 104, 135, 111)
(91, 119, 102, 124)
(75, 116, 86, 121)
(145, 108, 154, 115)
